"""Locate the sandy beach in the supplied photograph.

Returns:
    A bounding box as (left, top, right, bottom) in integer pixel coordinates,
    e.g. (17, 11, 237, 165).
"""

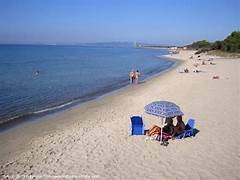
(0, 50, 239, 179)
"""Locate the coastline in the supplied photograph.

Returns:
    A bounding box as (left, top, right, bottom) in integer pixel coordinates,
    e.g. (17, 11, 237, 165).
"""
(0, 52, 177, 131)
(0, 50, 239, 179)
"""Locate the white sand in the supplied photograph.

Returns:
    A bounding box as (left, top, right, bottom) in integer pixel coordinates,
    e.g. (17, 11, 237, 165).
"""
(0, 50, 239, 180)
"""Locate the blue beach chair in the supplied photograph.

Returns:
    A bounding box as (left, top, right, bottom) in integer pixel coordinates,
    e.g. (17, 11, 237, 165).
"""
(130, 116, 145, 135)
(176, 118, 196, 139)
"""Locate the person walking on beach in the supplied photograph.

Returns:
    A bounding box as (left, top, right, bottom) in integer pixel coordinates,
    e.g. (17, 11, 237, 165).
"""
(129, 69, 135, 84)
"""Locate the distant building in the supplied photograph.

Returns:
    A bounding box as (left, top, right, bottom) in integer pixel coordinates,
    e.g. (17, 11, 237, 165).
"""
(169, 46, 179, 54)
(170, 47, 178, 50)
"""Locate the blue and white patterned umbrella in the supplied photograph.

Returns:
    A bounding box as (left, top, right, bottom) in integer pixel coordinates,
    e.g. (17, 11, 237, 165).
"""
(144, 101, 183, 118)
(145, 101, 184, 143)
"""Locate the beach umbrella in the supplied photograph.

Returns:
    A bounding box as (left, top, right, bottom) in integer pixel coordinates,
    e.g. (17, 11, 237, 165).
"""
(144, 101, 184, 142)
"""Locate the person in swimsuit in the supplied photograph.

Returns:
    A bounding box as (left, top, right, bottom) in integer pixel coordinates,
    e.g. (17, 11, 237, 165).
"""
(129, 69, 134, 84)
(172, 116, 185, 139)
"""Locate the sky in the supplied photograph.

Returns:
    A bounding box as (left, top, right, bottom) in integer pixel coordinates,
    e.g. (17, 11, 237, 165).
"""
(0, 0, 239, 45)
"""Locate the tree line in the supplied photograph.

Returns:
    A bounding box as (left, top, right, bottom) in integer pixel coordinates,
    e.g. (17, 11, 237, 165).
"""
(187, 31, 240, 54)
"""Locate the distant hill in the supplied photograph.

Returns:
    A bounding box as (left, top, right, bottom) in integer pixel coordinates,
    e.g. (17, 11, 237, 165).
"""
(73, 42, 134, 48)
(134, 42, 176, 48)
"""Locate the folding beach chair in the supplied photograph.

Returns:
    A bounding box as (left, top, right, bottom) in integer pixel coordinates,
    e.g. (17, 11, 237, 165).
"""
(175, 118, 196, 139)
(130, 116, 145, 135)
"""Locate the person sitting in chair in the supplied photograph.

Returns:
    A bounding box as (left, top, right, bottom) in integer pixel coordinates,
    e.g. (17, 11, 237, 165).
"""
(162, 117, 175, 135)
(172, 116, 185, 139)
(147, 125, 161, 136)
(148, 117, 175, 135)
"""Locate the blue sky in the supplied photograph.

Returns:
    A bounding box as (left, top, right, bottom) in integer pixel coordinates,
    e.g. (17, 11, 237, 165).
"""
(0, 0, 239, 45)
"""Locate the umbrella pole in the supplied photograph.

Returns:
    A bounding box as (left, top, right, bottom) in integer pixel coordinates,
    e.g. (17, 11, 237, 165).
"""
(160, 117, 163, 142)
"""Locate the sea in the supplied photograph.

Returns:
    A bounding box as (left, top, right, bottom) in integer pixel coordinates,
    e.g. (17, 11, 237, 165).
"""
(0, 43, 175, 129)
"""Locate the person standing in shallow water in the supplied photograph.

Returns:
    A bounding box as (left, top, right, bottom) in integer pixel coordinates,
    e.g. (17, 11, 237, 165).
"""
(134, 70, 140, 84)
(129, 69, 135, 84)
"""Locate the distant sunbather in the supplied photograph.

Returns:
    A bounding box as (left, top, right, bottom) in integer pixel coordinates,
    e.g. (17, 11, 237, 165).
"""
(184, 68, 189, 73)
(193, 69, 201, 73)
(212, 75, 219, 79)
(210, 62, 216, 65)
(178, 68, 189, 73)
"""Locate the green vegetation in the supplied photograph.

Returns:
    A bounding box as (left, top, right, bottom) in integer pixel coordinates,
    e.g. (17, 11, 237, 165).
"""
(188, 40, 211, 49)
(187, 31, 240, 56)
(221, 31, 240, 52)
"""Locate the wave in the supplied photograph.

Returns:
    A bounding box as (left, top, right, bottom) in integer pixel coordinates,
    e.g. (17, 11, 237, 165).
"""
(32, 101, 74, 114)
(0, 100, 78, 131)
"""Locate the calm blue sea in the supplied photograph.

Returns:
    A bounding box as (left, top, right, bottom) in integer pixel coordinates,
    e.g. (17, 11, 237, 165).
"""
(0, 44, 174, 127)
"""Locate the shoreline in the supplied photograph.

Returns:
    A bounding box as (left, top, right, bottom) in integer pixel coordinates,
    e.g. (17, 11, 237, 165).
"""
(0, 52, 183, 163)
(1, 50, 239, 179)
(0, 53, 177, 132)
